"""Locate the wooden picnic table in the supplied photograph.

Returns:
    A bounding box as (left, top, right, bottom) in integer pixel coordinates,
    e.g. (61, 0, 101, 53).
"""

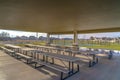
(79, 50, 99, 64)
(4, 44, 21, 49)
(26, 44, 62, 53)
(21, 47, 37, 51)
(33, 52, 80, 80)
(34, 52, 80, 73)
(4, 44, 21, 52)
(25, 44, 81, 56)
(39, 52, 80, 62)
(20, 47, 38, 56)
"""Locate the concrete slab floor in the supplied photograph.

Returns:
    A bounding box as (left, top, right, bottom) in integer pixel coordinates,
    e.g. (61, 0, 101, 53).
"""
(0, 50, 120, 80)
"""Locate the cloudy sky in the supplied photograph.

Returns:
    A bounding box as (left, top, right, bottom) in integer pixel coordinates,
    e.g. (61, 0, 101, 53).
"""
(0, 29, 46, 37)
(0, 29, 120, 39)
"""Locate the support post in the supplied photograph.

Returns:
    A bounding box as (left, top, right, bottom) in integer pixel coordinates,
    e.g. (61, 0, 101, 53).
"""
(46, 33, 50, 46)
(36, 32, 39, 40)
(73, 30, 78, 44)
(73, 30, 79, 50)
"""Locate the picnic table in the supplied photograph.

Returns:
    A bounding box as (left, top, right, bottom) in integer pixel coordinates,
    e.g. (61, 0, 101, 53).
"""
(79, 50, 99, 65)
(33, 52, 80, 80)
(26, 44, 62, 53)
(35, 52, 79, 73)
(4, 44, 21, 52)
(20, 47, 38, 57)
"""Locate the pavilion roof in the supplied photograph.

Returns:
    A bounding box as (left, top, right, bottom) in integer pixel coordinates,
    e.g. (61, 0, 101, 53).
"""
(0, 0, 120, 34)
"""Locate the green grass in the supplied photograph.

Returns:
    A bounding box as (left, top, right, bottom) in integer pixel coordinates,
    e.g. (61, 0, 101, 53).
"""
(31, 41, 46, 45)
(16, 44, 25, 47)
(16, 41, 46, 47)
(52, 40, 120, 50)
(13, 40, 120, 50)
(82, 44, 120, 50)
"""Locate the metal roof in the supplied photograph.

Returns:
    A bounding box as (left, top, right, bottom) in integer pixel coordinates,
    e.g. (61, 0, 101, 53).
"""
(0, 0, 120, 34)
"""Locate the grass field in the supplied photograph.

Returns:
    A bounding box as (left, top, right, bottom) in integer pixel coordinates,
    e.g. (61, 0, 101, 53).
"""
(4, 39, 120, 50)
(52, 40, 120, 50)
(82, 44, 120, 50)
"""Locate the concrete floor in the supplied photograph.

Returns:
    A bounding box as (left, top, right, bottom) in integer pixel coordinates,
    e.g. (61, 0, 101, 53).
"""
(0, 50, 120, 80)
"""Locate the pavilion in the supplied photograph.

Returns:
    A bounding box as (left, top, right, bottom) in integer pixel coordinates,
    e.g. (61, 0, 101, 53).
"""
(0, 0, 120, 46)
(0, 0, 120, 80)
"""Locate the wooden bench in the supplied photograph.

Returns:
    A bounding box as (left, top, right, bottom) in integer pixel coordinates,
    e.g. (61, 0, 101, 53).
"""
(0, 46, 8, 51)
(6, 49, 15, 56)
(0, 46, 15, 56)
(15, 53, 32, 64)
(34, 59, 70, 80)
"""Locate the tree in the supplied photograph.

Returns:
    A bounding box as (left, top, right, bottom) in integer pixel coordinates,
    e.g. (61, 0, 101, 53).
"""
(0, 32, 10, 37)
(90, 36, 95, 40)
(29, 36, 37, 40)
(0, 32, 11, 41)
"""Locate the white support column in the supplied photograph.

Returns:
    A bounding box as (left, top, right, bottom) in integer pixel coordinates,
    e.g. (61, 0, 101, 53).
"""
(36, 32, 38, 40)
(47, 33, 50, 45)
(73, 30, 79, 50)
(73, 30, 78, 45)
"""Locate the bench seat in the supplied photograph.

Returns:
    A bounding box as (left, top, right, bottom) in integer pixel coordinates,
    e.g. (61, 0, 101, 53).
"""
(34, 59, 70, 80)
(15, 53, 32, 64)
(0, 47, 15, 56)
(34, 59, 69, 73)
(0, 47, 8, 51)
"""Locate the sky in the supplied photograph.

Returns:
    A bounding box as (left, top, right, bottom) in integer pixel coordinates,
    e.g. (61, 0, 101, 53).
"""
(0, 29, 120, 39)
(0, 29, 46, 37)
(78, 32, 120, 39)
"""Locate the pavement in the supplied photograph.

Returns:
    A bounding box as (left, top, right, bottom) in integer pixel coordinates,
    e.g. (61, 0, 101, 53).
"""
(0, 50, 120, 80)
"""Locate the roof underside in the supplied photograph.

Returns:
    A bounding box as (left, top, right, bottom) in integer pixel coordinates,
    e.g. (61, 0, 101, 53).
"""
(0, 0, 120, 34)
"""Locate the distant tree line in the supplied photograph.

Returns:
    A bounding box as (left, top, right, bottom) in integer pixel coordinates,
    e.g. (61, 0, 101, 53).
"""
(0, 32, 74, 41)
(0, 32, 11, 41)
(0, 32, 120, 45)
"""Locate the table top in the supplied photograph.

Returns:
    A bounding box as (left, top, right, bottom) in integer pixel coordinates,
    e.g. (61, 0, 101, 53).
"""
(21, 47, 37, 51)
(25, 44, 98, 55)
(4, 44, 21, 49)
(37, 52, 80, 62)
(27, 44, 62, 50)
